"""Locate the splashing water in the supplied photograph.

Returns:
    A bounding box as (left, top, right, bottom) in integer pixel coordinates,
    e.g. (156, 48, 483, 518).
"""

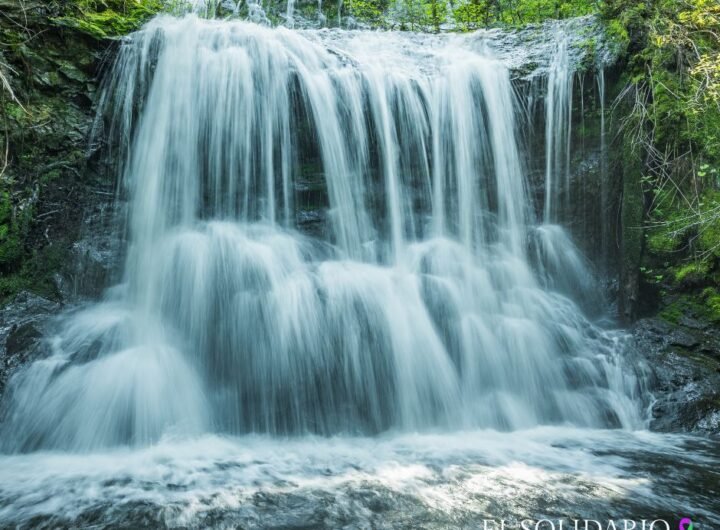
(1, 429, 719, 527)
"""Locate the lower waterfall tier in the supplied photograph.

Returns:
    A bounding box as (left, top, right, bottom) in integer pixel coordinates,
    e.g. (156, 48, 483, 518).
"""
(1, 223, 649, 452)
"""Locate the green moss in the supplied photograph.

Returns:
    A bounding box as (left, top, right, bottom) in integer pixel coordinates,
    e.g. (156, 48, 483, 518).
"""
(644, 186, 690, 255)
(697, 190, 720, 258)
(0, 191, 25, 268)
(608, 0, 720, 303)
(53, 0, 165, 40)
(699, 221, 720, 257)
(659, 302, 684, 324)
(3, 102, 25, 122)
(645, 188, 720, 292)
(701, 287, 720, 322)
(659, 288, 720, 325)
(647, 230, 680, 253)
(604, 18, 629, 52)
(0, 243, 66, 303)
(0, 273, 29, 303)
(659, 294, 704, 323)
(674, 261, 710, 282)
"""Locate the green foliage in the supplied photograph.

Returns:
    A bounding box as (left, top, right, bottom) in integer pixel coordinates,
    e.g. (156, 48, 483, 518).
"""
(53, 0, 165, 39)
(604, 0, 719, 161)
(47, 0, 602, 34)
(391, 0, 438, 30)
(644, 185, 688, 254)
(424, 0, 447, 31)
(702, 287, 720, 320)
(0, 244, 66, 303)
(674, 261, 709, 282)
(659, 288, 720, 324)
(342, 0, 600, 31)
(0, 189, 32, 270)
(639, 265, 664, 283)
(604, 18, 628, 45)
(611, 0, 720, 290)
(347, 0, 387, 24)
(453, 1, 491, 31)
(647, 231, 678, 253)
(0, 273, 27, 303)
(645, 186, 720, 265)
(452, 0, 596, 29)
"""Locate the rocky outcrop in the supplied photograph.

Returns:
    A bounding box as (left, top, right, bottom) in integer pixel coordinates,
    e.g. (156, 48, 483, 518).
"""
(0, 0, 116, 303)
(633, 317, 720, 434)
(0, 1, 122, 396)
(0, 291, 59, 396)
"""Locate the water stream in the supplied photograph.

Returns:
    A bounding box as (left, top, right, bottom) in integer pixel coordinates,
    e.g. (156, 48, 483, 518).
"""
(0, 15, 718, 528)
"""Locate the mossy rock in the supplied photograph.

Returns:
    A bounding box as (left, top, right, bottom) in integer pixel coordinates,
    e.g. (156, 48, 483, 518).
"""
(0, 190, 34, 270)
(52, 0, 165, 40)
(0, 0, 114, 303)
(659, 290, 720, 325)
(674, 261, 710, 283)
(701, 287, 720, 322)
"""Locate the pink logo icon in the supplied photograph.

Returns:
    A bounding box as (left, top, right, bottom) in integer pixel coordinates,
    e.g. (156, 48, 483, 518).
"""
(679, 518, 694, 530)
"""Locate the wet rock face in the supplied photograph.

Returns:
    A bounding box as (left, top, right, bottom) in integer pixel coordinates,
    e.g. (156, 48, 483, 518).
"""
(60, 200, 126, 300)
(0, 292, 59, 396)
(0, 0, 116, 303)
(632, 317, 720, 434)
(0, 2, 122, 401)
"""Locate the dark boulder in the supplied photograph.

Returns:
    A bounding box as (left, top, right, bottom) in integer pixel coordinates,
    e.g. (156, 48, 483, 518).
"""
(632, 317, 720, 434)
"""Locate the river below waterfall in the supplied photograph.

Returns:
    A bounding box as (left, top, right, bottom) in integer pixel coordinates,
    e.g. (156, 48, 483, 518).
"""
(1, 13, 719, 529)
(1, 429, 719, 528)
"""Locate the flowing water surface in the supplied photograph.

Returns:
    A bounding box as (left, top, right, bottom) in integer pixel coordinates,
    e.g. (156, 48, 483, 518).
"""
(0, 15, 718, 528)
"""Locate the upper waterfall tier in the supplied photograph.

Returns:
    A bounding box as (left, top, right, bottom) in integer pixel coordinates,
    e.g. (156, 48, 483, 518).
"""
(107, 15, 531, 260)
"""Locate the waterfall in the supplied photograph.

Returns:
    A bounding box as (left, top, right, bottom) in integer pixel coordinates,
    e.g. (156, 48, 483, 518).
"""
(0, 16, 649, 453)
(597, 68, 608, 268)
(317, 0, 324, 25)
(286, 0, 295, 27)
(543, 36, 574, 224)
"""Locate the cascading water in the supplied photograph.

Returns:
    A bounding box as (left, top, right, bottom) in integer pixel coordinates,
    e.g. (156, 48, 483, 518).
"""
(0, 16, 647, 452)
(597, 67, 609, 267)
(3, 14, 719, 529)
(543, 35, 574, 224)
